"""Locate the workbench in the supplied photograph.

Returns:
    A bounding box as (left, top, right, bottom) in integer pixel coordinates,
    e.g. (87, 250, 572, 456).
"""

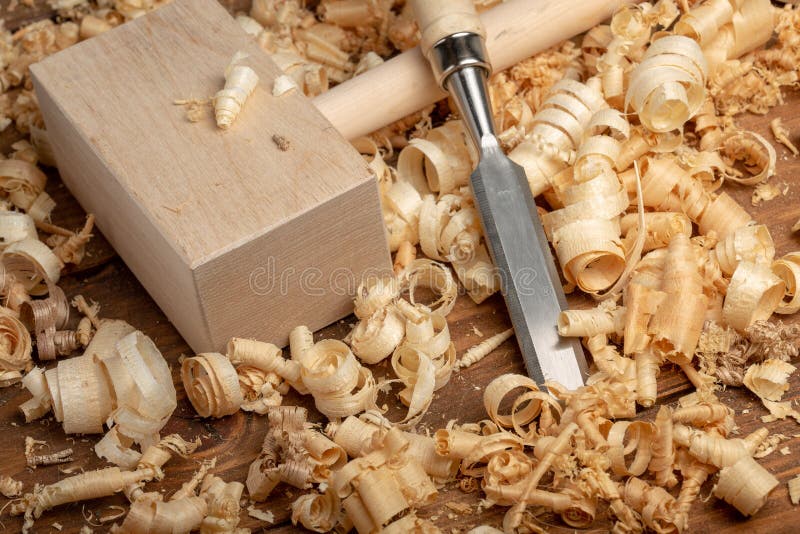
(0, 1, 799, 532)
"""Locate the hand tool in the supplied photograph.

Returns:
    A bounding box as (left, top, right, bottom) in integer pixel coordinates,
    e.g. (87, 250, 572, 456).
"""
(411, 0, 588, 389)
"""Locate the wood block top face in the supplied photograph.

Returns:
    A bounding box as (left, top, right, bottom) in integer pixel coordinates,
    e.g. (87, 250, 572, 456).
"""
(31, 0, 375, 268)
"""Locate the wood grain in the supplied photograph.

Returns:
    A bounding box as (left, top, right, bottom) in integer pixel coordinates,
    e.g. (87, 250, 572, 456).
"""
(30, 0, 390, 352)
(0, 2, 799, 533)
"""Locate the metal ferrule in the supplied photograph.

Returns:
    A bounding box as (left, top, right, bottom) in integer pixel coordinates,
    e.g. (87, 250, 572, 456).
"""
(427, 32, 491, 89)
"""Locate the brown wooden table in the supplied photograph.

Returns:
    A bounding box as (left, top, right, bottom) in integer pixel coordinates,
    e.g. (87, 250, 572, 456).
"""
(0, 2, 799, 532)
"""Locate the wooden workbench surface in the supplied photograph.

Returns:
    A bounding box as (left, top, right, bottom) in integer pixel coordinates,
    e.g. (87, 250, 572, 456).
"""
(1, 1, 799, 533)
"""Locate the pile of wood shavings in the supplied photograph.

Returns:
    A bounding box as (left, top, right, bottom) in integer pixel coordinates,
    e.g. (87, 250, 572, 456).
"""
(3, 0, 800, 533)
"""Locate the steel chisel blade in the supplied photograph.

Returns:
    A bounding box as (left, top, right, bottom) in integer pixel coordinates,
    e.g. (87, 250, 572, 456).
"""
(471, 141, 588, 390)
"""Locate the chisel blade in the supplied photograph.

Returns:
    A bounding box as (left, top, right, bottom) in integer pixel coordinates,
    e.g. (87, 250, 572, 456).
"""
(471, 140, 588, 390)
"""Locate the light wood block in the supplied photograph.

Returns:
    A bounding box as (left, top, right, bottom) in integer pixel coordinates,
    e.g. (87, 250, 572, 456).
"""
(31, 0, 390, 352)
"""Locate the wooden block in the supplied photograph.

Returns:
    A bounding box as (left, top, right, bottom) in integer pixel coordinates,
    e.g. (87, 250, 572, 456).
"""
(31, 0, 390, 352)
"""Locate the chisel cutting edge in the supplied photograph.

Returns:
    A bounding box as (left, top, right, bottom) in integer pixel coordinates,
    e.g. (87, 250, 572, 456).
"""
(411, 0, 589, 390)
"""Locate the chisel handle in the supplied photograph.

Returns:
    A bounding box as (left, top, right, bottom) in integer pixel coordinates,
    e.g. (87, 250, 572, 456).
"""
(412, 0, 485, 60)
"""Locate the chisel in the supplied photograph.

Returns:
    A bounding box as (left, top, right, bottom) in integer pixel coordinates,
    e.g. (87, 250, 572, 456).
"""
(411, 0, 589, 389)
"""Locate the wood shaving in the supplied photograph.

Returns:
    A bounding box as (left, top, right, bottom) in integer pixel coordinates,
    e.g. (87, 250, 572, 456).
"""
(751, 182, 788, 206)
(770, 117, 799, 155)
(181, 352, 244, 418)
(272, 74, 298, 96)
(760, 399, 800, 424)
(753, 433, 790, 459)
(174, 98, 211, 123)
(698, 320, 800, 386)
(25, 436, 73, 468)
(329, 426, 438, 532)
(214, 51, 259, 130)
(0, 474, 23, 497)
(712, 224, 775, 276)
(743, 359, 796, 401)
(789, 474, 800, 505)
(17, 321, 176, 469)
(713, 455, 780, 516)
(302, 339, 377, 419)
(13, 464, 157, 531)
(772, 252, 800, 314)
(722, 261, 785, 332)
(200, 474, 246, 533)
(246, 504, 274, 523)
(455, 328, 514, 371)
(626, 35, 707, 133)
(721, 130, 777, 186)
(271, 134, 291, 151)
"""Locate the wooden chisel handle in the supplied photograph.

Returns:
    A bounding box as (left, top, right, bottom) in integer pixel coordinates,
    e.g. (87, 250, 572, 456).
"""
(313, 0, 641, 140)
(412, 0, 485, 59)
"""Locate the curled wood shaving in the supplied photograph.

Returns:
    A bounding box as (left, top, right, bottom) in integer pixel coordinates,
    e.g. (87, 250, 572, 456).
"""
(199, 474, 245, 533)
(621, 211, 692, 254)
(721, 130, 777, 186)
(16, 321, 176, 469)
(722, 261, 785, 332)
(789, 474, 800, 505)
(247, 406, 308, 501)
(770, 117, 799, 155)
(712, 224, 775, 276)
(558, 304, 625, 338)
(545, 138, 630, 293)
(25, 436, 73, 468)
(291, 489, 339, 532)
(622, 477, 680, 534)
(760, 398, 800, 424)
(626, 35, 708, 133)
(392, 240, 416, 276)
(301, 339, 376, 419)
(0, 211, 37, 249)
(0, 309, 32, 384)
(455, 328, 514, 371)
(397, 121, 473, 196)
(3, 238, 62, 293)
(331, 427, 438, 532)
(607, 421, 655, 476)
(675, 0, 734, 48)
(713, 455, 780, 516)
(773, 252, 800, 314)
(181, 352, 244, 418)
(404, 259, 458, 317)
(113, 495, 207, 534)
(349, 306, 405, 365)
(509, 79, 605, 197)
(13, 466, 161, 532)
(214, 52, 259, 130)
(0, 474, 23, 497)
(649, 405, 678, 488)
(744, 359, 796, 402)
(237, 365, 285, 414)
(649, 233, 707, 362)
(272, 74, 298, 96)
(228, 337, 306, 393)
(673, 423, 767, 468)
